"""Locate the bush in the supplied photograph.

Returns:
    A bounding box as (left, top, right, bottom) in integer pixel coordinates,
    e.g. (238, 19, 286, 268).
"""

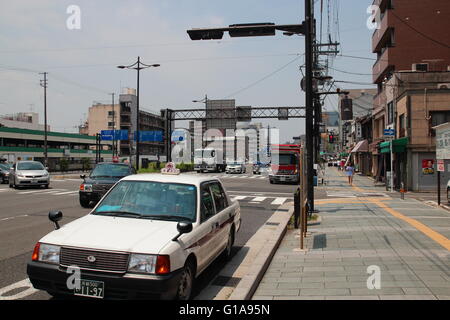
(81, 158, 91, 172)
(59, 158, 69, 172)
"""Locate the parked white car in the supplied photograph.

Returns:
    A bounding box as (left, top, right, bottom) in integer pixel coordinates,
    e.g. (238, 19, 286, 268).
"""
(27, 172, 241, 300)
(447, 179, 450, 203)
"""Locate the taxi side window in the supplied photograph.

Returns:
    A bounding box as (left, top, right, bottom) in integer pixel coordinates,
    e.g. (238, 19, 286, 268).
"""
(200, 184, 215, 222)
(209, 182, 228, 213)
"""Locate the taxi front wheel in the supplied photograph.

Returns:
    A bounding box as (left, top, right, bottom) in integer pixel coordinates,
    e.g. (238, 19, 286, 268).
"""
(176, 261, 194, 300)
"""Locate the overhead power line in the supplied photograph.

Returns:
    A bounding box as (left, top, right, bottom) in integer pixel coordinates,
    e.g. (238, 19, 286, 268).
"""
(223, 54, 304, 99)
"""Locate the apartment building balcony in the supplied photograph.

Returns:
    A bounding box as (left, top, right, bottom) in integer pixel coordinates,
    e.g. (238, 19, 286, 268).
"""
(373, 46, 395, 83)
(372, 10, 393, 53)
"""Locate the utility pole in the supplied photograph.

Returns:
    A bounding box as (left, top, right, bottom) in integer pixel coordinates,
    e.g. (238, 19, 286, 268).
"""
(305, 0, 315, 214)
(39, 72, 48, 168)
(110, 93, 115, 158)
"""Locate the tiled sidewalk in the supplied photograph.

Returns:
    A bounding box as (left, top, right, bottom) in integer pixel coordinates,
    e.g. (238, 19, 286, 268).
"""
(252, 168, 450, 300)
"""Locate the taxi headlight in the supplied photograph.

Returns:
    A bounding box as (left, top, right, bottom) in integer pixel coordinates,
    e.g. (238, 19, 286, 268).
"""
(128, 254, 157, 274)
(38, 243, 60, 264)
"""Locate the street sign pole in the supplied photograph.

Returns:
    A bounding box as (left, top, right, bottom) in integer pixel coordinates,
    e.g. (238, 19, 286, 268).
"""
(391, 138, 394, 193)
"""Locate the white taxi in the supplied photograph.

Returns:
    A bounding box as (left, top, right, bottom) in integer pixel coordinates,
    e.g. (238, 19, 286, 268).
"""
(27, 166, 241, 300)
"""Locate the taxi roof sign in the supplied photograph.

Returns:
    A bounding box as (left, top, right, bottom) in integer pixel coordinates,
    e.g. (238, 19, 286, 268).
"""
(161, 162, 180, 175)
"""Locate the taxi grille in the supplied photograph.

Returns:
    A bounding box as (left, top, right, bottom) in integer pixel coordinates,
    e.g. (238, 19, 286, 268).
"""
(60, 247, 130, 273)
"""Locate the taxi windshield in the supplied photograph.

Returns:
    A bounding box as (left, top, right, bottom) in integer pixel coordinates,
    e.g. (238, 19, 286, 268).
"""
(90, 164, 130, 178)
(92, 181, 197, 222)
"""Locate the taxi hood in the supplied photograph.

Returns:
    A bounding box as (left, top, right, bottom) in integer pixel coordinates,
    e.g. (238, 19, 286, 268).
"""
(40, 214, 180, 254)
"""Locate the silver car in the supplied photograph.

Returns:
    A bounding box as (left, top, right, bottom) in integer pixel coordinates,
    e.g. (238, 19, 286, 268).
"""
(9, 161, 50, 189)
(226, 162, 246, 174)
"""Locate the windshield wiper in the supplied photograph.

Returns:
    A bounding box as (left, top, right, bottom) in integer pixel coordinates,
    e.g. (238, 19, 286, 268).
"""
(92, 211, 144, 218)
(140, 215, 191, 221)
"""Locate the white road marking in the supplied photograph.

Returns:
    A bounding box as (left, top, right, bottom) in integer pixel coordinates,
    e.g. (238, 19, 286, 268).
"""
(271, 197, 287, 205)
(0, 278, 38, 300)
(231, 196, 247, 201)
(52, 191, 78, 195)
(251, 197, 266, 202)
(18, 189, 66, 194)
(0, 214, 28, 222)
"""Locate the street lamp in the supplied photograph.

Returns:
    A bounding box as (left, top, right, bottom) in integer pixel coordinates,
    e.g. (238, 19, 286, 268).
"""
(117, 57, 160, 169)
(192, 94, 208, 148)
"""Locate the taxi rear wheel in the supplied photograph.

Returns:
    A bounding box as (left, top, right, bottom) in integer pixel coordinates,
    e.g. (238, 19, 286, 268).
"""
(222, 227, 235, 261)
(176, 261, 194, 300)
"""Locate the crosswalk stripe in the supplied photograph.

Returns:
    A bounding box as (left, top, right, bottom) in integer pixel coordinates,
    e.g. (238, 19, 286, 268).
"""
(232, 196, 247, 201)
(18, 189, 66, 194)
(252, 197, 266, 202)
(52, 191, 78, 195)
(271, 197, 287, 205)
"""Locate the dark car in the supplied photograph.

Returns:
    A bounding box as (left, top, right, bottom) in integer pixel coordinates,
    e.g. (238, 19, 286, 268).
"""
(79, 162, 136, 208)
(0, 163, 12, 183)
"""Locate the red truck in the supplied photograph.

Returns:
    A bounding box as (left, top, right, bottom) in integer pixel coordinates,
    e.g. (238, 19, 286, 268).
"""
(268, 144, 301, 184)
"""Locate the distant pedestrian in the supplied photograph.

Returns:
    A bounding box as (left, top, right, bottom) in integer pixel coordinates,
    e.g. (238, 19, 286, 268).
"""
(339, 159, 345, 171)
(345, 162, 355, 185)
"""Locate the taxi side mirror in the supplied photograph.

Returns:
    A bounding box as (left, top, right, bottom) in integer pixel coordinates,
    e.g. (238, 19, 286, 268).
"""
(49, 211, 63, 230)
(80, 174, 86, 179)
(172, 221, 193, 241)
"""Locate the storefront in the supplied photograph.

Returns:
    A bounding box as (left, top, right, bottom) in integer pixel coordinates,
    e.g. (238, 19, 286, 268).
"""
(379, 137, 408, 190)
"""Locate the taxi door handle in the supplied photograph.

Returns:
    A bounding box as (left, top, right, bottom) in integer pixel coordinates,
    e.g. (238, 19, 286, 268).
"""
(212, 222, 219, 230)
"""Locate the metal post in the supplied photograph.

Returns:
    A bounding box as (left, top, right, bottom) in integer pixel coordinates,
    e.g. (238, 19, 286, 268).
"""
(305, 0, 315, 213)
(136, 57, 141, 170)
(438, 170, 441, 206)
(40, 72, 48, 167)
(111, 93, 115, 158)
(390, 139, 394, 192)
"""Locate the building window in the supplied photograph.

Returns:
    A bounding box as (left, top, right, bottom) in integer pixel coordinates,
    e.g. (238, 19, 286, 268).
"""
(108, 111, 115, 116)
(399, 114, 406, 137)
(387, 102, 394, 124)
(431, 111, 450, 127)
(108, 122, 115, 127)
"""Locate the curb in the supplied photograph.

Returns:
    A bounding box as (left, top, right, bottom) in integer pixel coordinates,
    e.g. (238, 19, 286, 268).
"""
(227, 204, 294, 300)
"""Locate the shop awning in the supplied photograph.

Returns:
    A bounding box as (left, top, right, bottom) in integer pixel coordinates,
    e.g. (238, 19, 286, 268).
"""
(380, 137, 409, 153)
(339, 152, 349, 157)
(351, 140, 369, 153)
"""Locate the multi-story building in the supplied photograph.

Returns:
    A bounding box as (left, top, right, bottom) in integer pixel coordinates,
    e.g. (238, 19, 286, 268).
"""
(382, 71, 450, 191)
(82, 88, 165, 160)
(337, 89, 376, 166)
(0, 112, 50, 131)
(371, 0, 450, 186)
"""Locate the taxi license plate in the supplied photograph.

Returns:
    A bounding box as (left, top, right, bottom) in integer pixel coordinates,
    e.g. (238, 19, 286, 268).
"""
(280, 176, 286, 181)
(74, 280, 104, 299)
(32, 179, 38, 183)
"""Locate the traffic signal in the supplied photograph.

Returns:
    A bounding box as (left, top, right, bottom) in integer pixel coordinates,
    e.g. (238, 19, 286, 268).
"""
(328, 134, 334, 143)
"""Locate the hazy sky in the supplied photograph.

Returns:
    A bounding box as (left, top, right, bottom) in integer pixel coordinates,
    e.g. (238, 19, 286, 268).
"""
(0, 0, 376, 142)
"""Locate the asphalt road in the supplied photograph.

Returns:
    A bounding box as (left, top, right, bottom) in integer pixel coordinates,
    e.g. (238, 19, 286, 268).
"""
(0, 171, 301, 300)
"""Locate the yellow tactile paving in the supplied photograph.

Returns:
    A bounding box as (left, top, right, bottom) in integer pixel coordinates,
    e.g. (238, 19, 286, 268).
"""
(371, 199, 450, 251)
(318, 168, 450, 251)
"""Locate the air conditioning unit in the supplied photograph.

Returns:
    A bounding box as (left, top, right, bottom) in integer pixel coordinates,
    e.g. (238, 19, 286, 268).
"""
(437, 83, 450, 89)
(412, 63, 429, 72)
